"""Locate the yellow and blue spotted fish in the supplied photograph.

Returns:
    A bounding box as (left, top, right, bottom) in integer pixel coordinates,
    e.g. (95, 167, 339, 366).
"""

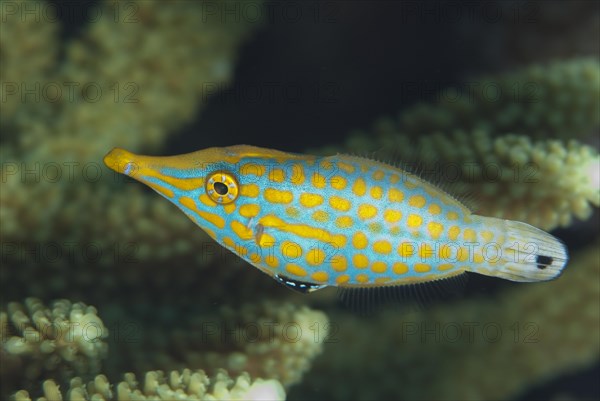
(104, 145, 568, 298)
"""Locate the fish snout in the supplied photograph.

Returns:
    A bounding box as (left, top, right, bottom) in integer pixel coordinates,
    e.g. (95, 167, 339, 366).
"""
(103, 148, 139, 176)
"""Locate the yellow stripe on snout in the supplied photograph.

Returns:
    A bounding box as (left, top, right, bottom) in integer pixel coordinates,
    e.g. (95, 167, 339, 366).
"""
(179, 197, 225, 229)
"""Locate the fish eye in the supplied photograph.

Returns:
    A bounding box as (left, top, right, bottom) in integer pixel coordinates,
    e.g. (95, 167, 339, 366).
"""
(214, 182, 228, 195)
(205, 171, 239, 204)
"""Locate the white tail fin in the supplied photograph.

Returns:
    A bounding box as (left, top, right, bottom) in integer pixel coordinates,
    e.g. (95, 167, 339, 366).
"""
(485, 219, 568, 282)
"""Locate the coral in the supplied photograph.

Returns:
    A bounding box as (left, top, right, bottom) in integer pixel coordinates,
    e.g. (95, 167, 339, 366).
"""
(2, 298, 325, 399)
(0, 0, 59, 127)
(0, 0, 288, 329)
(107, 301, 329, 389)
(1, 0, 275, 306)
(1, 299, 108, 392)
(12, 0, 259, 160)
(295, 239, 600, 401)
(397, 59, 600, 140)
(1, 0, 263, 268)
(311, 59, 600, 231)
(465, 1, 600, 69)
(340, 127, 600, 230)
(13, 369, 286, 401)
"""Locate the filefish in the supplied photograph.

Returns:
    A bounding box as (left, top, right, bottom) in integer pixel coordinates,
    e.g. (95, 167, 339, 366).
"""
(104, 145, 568, 299)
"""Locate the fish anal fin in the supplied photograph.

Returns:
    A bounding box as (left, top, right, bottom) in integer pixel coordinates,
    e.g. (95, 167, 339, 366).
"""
(337, 273, 468, 316)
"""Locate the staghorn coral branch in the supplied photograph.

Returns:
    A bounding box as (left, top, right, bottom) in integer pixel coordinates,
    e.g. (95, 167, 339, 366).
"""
(10, 0, 262, 162)
(3, 299, 325, 399)
(458, 1, 600, 69)
(0, 0, 275, 310)
(1, 298, 108, 395)
(295, 239, 600, 401)
(309, 60, 600, 232)
(0, 0, 60, 128)
(1, 0, 264, 260)
(107, 301, 329, 389)
(396, 59, 600, 140)
(338, 127, 600, 231)
(13, 369, 286, 401)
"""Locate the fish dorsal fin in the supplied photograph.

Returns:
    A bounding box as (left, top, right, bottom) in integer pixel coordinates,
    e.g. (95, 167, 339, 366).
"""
(337, 273, 468, 316)
(329, 153, 474, 214)
(274, 274, 328, 294)
(401, 156, 481, 213)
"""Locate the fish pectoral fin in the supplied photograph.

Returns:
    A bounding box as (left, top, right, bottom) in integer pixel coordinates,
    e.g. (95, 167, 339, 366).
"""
(337, 273, 468, 316)
(253, 223, 265, 245)
(274, 274, 328, 294)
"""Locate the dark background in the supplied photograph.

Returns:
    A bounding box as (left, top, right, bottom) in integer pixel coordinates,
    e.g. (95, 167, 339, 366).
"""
(171, 0, 490, 152)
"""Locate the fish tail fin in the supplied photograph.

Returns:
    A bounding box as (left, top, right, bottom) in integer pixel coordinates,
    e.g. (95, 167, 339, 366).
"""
(475, 217, 568, 282)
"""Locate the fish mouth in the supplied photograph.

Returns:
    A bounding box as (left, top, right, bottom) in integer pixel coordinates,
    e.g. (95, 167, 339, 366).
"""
(103, 148, 136, 175)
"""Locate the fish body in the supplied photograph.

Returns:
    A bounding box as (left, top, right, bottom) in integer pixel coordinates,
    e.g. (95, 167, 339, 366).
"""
(104, 145, 568, 292)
